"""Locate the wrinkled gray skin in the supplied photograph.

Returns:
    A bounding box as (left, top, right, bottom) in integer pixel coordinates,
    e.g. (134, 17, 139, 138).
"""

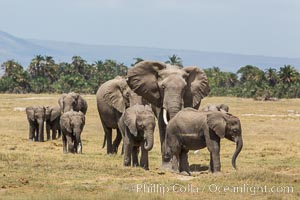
(58, 92, 88, 114)
(45, 106, 61, 140)
(127, 61, 210, 166)
(60, 111, 85, 154)
(26, 106, 46, 142)
(118, 105, 156, 170)
(96, 76, 146, 154)
(165, 108, 243, 175)
(202, 104, 229, 112)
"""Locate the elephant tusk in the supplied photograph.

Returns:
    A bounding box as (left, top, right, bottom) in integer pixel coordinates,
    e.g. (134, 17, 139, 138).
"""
(163, 108, 168, 125)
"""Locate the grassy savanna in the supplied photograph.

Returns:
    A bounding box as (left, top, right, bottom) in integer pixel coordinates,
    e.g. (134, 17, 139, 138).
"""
(0, 94, 299, 200)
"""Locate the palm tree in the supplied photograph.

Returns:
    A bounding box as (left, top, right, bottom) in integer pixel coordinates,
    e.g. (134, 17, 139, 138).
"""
(278, 65, 298, 85)
(132, 58, 144, 66)
(165, 54, 183, 67)
(28, 55, 45, 77)
(265, 68, 278, 87)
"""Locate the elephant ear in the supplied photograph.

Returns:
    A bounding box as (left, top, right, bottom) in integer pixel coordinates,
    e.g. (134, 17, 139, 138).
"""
(77, 95, 88, 114)
(58, 93, 67, 110)
(123, 106, 137, 136)
(61, 113, 72, 133)
(26, 106, 35, 121)
(127, 61, 166, 107)
(50, 106, 61, 122)
(78, 111, 85, 126)
(207, 112, 226, 138)
(103, 78, 127, 113)
(183, 66, 210, 108)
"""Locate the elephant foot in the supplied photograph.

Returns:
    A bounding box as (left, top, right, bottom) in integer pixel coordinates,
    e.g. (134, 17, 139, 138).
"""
(179, 171, 191, 176)
(212, 171, 222, 176)
(160, 161, 172, 171)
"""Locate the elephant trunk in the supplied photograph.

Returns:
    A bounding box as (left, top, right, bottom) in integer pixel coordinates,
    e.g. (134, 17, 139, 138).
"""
(163, 94, 182, 125)
(37, 119, 44, 142)
(144, 131, 154, 151)
(74, 128, 82, 154)
(232, 136, 243, 169)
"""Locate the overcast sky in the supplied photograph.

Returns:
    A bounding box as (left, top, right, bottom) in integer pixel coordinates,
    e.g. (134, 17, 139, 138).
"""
(0, 0, 299, 58)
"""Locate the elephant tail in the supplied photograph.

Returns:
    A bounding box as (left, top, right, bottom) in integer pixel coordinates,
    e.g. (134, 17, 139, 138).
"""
(102, 133, 106, 148)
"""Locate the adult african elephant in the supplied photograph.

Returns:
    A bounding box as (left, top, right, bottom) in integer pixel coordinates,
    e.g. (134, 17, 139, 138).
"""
(45, 106, 61, 140)
(127, 61, 210, 166)
(96, 76, 146, 154)
(118, 104, 156, 170)
(26, 106, 46, 142)
(58, 92, 88, 114)
(165, 108, 243, 175)
(60, 111, 85, 154)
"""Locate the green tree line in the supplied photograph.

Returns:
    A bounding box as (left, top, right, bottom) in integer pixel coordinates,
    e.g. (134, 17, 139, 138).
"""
(1, 54, 299, 98)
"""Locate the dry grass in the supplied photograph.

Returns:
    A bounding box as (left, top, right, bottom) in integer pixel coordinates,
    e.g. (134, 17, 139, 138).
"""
(0, 94, 299, 200)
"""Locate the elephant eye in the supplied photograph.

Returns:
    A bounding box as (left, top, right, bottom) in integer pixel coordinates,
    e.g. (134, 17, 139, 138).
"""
(126, 93, 130, 97)
(161, 84, 166, 89)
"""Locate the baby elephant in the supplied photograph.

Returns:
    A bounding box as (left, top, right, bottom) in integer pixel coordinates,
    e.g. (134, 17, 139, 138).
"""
(202, 103, 229, 112)
(26, 106, 46, 142)
(118, 105, 156, 170)
(45, 106, 61, 140)
(60, 111, 85, 154)
(165, 108, 243, 175)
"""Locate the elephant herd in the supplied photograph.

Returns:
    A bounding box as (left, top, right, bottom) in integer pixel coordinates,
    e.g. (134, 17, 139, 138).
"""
(25, 60, 243, 175)
(26, 92, 87, 153)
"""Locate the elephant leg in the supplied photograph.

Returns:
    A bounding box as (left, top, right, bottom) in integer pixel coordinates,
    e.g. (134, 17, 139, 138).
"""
(112, 128, 122, 153)
(171, 154, 179, 172)
(46, 122, 51, 140)
(179, 150, 191, 175)
(207, 138, 221, 173)
(158, 110, 169, 166)
(66, 135, 74, 153)
(132, 146, 139, 167)
(123, 143, 132, 167)
(57, 128, 61, 138)
(62, 133, 67, 153)
(29, 124, 35, 141)
(103, 125, 113, 154)
(140, 145, 149, 170)
(52, 124, 58, 140)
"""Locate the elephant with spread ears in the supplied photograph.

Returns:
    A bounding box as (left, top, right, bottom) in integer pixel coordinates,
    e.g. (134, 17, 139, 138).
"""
(96, 76, 147, 154)
(58, 92, 88, 114)
(165, 108, 243, 175)
(126, 61, 210, 166)
(26, 106, 46, 142)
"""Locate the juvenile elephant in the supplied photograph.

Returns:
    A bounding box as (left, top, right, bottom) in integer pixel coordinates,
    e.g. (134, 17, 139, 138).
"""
(127, 61, 210, 166)
(118, 104, 156, 170)
(45, 106, 61, 140)
(26, 106, 46, 142)
(96, 76, 146, 154)
(165, 108, 243, 175)
(58, 92, 88, 114)
(60, 111, 85, 154)
(202, 104, 229, 112)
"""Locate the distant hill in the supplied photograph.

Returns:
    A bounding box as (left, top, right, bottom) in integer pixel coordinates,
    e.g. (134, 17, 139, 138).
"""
(1, 30, 300, 72)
